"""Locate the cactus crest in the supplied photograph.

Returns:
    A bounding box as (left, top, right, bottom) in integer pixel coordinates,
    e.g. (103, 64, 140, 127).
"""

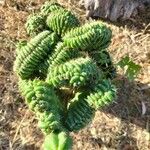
(14, 1, 116, 150)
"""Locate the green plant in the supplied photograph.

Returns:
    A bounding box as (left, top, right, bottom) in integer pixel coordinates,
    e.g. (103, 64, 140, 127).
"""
(25, 13, 47, 36)
(117, 56, 141, 81)
(14, 30, 59, 79)
(14, 1, 116, 150)
(46, 9, 79, 36)
(43, 131, 72, 150)
(63, 22, 112, 50)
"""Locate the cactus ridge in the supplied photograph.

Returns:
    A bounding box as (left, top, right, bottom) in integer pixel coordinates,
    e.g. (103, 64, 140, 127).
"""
(65, 92, 95, 131)
(87, 80, 117, 109)
(46, 57, 101, 88)
(18, 79, 64, 133)
(25, 13, 47, 36)
(63, 22, 112, 50)
(46, 9, 79, 36)
(89, 49, 116, 78)
(49, 43, 79, 66)
(65, 80, 116, 131)
(14, 31, 58, 79)
(38, 42, 81, 77)
(41, 1, 64, 15)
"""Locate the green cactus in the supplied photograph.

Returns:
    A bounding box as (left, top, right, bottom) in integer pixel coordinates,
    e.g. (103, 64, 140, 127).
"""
(46, 9, 79, 36)
(65, 92, 95, 131)
(14, 31, 58, 79)
(46, 57, 101, 88)
(48, 42, 80, 67)
(25, 2, 65, 36)
(89, 50, 116, 79)
(43, 131, 72, 150)
(25, 13, 47, 36)
(18, 79, 63, 133)
(38, 42, 81, 77)
(41, 1, 64, 15)
(15, 40, 27, 55)
(63, 22, 112, 50)
(65, 80, 116, 131)
(87, 79, 116, 109)
(13, 1, 117, 150)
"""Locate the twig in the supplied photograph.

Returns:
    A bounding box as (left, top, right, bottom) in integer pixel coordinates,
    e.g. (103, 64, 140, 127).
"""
(11, 110, 28, 147)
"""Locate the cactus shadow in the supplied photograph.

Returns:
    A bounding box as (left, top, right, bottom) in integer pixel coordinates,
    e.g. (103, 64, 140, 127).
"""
(102, 75, 150, 132)
(90, 135, 140, 150)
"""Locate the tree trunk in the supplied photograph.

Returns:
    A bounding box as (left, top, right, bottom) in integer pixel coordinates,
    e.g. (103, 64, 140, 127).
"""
(81, 0, 150, 21)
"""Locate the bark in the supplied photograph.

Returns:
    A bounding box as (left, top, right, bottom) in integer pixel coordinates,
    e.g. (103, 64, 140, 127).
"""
(80, 0, 150, 21)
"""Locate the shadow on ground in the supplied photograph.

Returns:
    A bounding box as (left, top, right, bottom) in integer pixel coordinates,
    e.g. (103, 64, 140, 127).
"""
(104, 75, 150, 128)
(71, 74, 150, 150)
(88, 75, 150, 149)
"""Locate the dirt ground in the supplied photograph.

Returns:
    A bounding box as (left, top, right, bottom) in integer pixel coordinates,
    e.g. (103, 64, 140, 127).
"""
(0, 0, 150, 150)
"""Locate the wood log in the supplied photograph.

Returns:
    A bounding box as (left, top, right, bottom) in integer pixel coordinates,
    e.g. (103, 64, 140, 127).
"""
(80, 0, 150, 21)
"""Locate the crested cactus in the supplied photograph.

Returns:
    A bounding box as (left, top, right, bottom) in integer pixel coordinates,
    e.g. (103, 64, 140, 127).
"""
(18, 79, 63, 133)
(15, 40, 27, 55)
(65, 92, 95, 131)
(86, 79, 116, 109)
(46, 57, 101, 88)
(14, 30, 58, 79)
(14, 1, 117, 150)
(46, 9, 79, 36)
(38, 42, 81, 77)
(89, 49, 116, 78)
(41, 1, 64, 15)
(25, 13, 47, 36)
(63, 22, 112, 50)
